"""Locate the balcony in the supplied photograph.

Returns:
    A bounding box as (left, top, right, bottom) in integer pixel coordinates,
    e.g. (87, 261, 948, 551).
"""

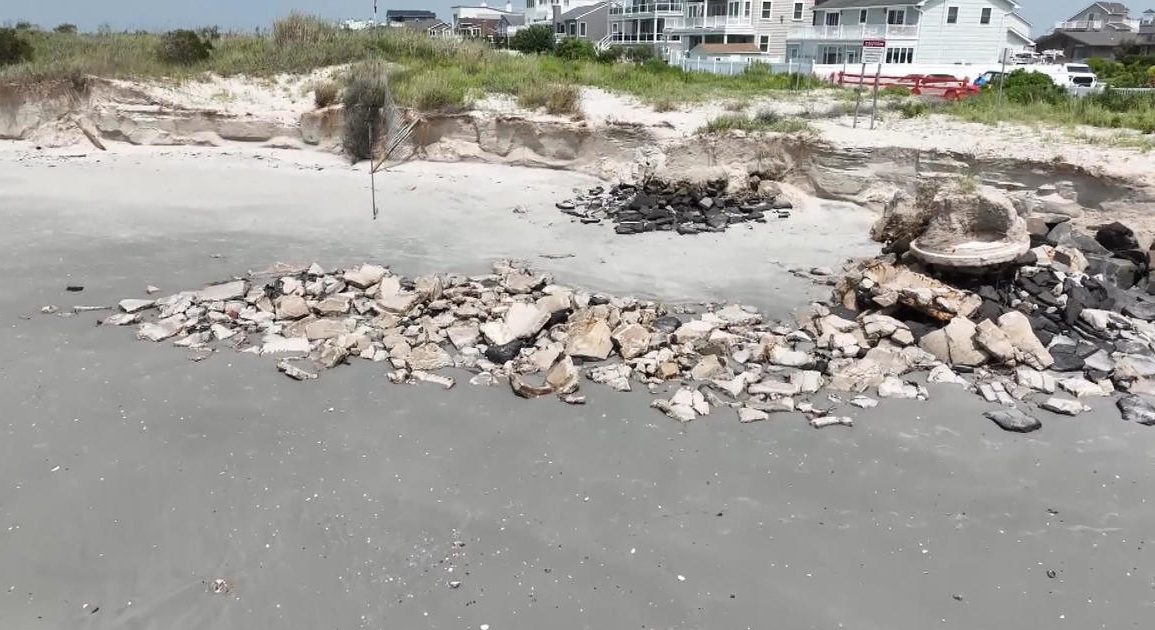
(609, 2, 684, 18)
(787, 24, 919, 40)
(669, 15, 756, 32)
(1053, 19, 1105, 30)
(609, 31, 669, 43)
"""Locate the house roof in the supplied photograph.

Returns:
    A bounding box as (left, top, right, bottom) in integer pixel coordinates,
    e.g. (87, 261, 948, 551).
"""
(694, 43, 763, 54)
(1037, 28, 1138, 47)
(558, 2, 610, 22)
(400, 18, 450, 32)
(1064, 2, 1130, 20)
(814, 0, 921, 8)
(386, 9, 437, 19)
(500, 14, 526, 26)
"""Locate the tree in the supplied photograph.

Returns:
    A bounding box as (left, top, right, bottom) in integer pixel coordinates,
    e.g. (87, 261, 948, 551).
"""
(54, 23, 78, 34)
(510, 24, 555, 55)
(555, 37, 596, 61)
(0, 28, 33, 65)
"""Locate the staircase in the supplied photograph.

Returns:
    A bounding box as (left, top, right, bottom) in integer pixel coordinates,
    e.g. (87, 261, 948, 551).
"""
(596, 34, 614, 51)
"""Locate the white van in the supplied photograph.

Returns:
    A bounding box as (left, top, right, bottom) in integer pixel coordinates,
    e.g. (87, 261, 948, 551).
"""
(1032, 63, 1098, 89)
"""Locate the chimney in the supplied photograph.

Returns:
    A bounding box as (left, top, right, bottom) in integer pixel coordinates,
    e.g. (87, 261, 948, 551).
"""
(553, 5, 562, 23)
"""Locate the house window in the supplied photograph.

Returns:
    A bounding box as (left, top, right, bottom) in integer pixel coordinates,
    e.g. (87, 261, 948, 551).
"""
(980, 8, 992, 24)
(580, 21, 587, 36)
(825, 12, 840, 26)
(885, 46, 914, 63)
(568, 22, 576, 36)
(887, 9, 905, 25)
(759, 35, 769, 52)
(793, 2, 804, 21)
(556, 23, 565, 34)
(762, 1, 772, 19)
(859, 9, 867, 24)
(786, 44, 800, 61)
(947, 7, 958, 24)
(744, 2, 752, 17)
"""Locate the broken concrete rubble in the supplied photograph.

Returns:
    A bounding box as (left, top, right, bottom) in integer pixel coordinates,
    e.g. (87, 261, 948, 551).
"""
(81, 233, 1155, 432)
(555, 178, 790, 236)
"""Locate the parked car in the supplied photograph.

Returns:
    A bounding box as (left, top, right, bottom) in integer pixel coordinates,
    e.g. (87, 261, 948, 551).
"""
(973, 71, 1005, 88)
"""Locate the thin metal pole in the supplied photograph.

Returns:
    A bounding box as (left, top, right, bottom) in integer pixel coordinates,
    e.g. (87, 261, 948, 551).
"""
(369, 111, 377, 220)
(870, 61, 882, 129)
(997, 47, 1008, 108)
(853, 61, 866, 128)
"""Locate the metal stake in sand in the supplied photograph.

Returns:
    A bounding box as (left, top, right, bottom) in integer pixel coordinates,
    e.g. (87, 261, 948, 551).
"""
(366, 73, 418, 220)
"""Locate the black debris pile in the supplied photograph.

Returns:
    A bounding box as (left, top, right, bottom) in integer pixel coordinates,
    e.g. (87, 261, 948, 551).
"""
(555, 178, 793, 235)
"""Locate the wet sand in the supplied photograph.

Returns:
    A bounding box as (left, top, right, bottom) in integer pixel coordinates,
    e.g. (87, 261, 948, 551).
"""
(1, 147, 1154, 629)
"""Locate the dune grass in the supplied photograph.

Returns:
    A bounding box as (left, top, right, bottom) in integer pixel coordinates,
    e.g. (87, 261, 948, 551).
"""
(699, 110, 812, 134)
(946, 90, 1155, 133)
(0, 16, 823, 112)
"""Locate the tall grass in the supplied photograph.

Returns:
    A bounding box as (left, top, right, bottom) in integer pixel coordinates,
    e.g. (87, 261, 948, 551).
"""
(0, 20, 823, 111)
(947, 90, 1155, 133)
(699, 110, 812, 134)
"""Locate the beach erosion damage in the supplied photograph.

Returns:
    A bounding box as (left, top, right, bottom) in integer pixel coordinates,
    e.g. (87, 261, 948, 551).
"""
(8, 71, 1155, 433)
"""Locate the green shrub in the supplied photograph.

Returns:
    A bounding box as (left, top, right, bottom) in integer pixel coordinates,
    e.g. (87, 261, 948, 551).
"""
(555, 37, 596, 61)
(699, 110, 811, 134)
(510, 24, 555, 55)
(899, 100, 929, 118)
(0, 28, 34, 66)
(342, 62, 390, 159)
(518, 83, 582, 115)
(1001, 69, 1065, 105)
(313, 81, 339, 108)
(597, 46, 624, 63)
(273, 13, 335, 47)
(652, 97, 677, 112)
(621, 46, 656, 63)
(14, 21, 36, 31)
(882, 85, 911, 97)
(54, 23, 78, 34)
(157, 29, 212, 65)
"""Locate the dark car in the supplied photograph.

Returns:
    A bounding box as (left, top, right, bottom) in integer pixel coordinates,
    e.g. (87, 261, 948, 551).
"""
(973, 71, 1005, 88)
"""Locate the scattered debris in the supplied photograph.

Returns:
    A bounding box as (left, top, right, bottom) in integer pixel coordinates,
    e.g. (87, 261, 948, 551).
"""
(809, 416, 853, 429)
(80, 178, 1155, 432)
(984, 408, 1042, 433)
(277, 361, 318, 381)
(554, 178, 791, 236)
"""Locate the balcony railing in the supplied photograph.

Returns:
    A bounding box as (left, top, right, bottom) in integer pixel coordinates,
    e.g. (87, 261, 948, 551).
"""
(609, 2, 684, 16)
(675, 15, 755, 29)
(609, 32, 668, 43)
(1054, 19, 1105, 30)
(787, 24, 919, 40)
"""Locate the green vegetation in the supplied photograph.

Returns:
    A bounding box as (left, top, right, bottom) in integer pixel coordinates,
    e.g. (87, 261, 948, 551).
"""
(509, 24, 556, 55)
(312, 80, 339, 108)
(517, 83, 582, 116)
(554, 37, 597, 61)
(0, 18, 822, 112)
(157, 29, 213, 65)
(898, 100, 929, 118)
(1087, 54, 1155, 88)
(0, 28, 34, 66)
(700, 110, 812, 134)
(946, 70, 1155, 133)
(53, 24, 78, 35)
(342, 60, 389, 159)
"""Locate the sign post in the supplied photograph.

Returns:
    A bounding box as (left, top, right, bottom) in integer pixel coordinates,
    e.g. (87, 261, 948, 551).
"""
(856, 39, 886, 129)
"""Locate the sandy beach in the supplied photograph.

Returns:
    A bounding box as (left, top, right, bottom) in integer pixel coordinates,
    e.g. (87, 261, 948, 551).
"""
(2, 144, 1154, 629)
